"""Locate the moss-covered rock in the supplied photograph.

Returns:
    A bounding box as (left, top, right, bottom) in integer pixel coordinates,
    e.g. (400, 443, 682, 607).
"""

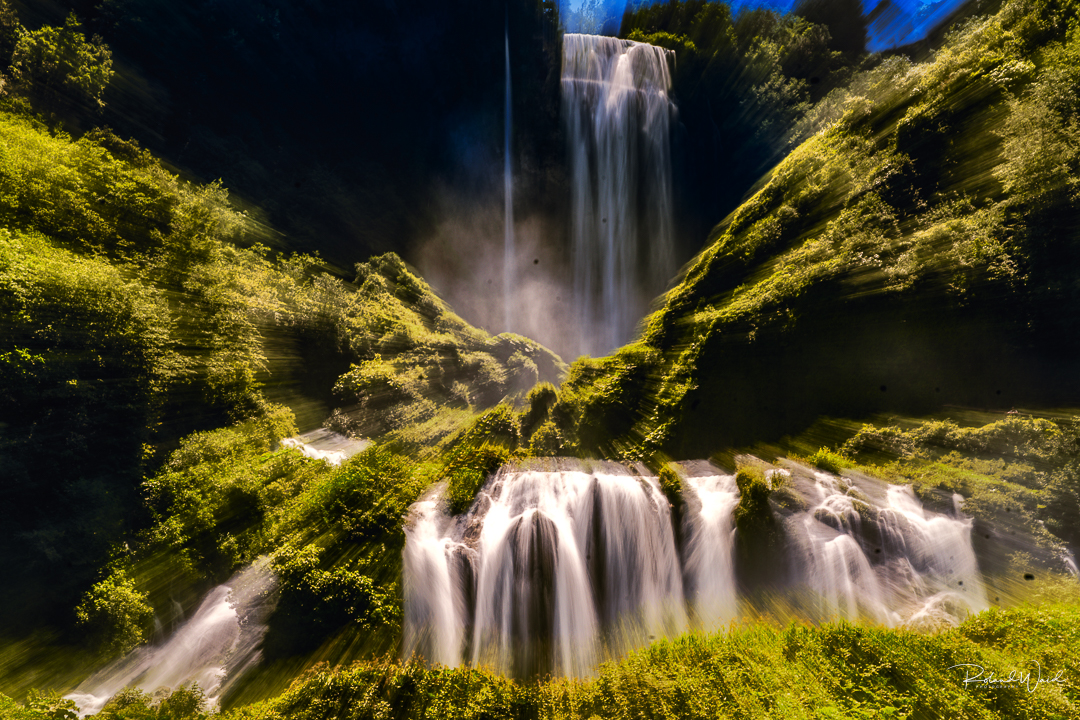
(733, 466, 787, 592)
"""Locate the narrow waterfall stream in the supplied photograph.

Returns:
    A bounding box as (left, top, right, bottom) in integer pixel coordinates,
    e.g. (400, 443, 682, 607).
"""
(681, 473, 741, 630)
(403, 460, 989, 677)
(503, 15, 515, 333)
(562, 34, 677, 356)
(66, 560, 277, 716)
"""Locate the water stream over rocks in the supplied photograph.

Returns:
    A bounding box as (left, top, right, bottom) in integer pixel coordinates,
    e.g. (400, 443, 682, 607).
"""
(403, 458, 988, 677)
(66, 559, 277, 716)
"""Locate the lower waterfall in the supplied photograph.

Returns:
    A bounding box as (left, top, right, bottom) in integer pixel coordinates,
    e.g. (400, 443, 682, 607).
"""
(66, 559, 277, 716)
(403, 459, 989, 677)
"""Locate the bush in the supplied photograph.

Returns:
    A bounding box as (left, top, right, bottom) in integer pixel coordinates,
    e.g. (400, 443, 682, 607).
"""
(529, 421, 564, 458)
(74, 571, 153, 658)
(8, 13, 113, 115)
(93, 685, 207, 720)
(442, 445, 511, 515)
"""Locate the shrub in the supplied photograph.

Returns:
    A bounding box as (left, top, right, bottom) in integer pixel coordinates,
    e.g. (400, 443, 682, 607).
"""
(529, 421, 564, 458)
(74, 571, 154, 658)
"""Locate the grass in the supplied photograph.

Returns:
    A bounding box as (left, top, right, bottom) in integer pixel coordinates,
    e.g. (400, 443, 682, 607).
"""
(183, 600, 1080, 720)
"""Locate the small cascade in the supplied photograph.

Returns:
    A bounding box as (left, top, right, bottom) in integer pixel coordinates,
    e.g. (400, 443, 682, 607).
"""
(281, 428, 370, 465)
(403, 463, 685, 677)
(562, 34, 676, 356)
(681, 474, 740, 629)
(403, 459, 990, 677)
(402, 493, 467, 669)
(784, 469, 988, 628)
(66, 560, 277, 717)
(794, 472, 893, 623)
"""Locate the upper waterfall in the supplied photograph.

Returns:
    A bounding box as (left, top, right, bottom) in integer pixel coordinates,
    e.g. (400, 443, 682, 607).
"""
(562, 34, 677, 357)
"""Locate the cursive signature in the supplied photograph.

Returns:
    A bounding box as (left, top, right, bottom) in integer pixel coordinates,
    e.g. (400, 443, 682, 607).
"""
(948, 662, 1066, 694)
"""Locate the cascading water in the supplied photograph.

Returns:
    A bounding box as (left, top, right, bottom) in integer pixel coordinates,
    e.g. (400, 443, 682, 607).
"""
(66, 559, 277, 717)
(403, 459, 991, 677)
(681, 474, 740, 629)
(562, 34, 677, 356)
(281, 428, 370, 465)
(783, 468, 988, 627)
(404, 463, 685, 677)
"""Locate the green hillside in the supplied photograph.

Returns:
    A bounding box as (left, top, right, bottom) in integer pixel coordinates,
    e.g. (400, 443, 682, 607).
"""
(0, 103, 562, 634)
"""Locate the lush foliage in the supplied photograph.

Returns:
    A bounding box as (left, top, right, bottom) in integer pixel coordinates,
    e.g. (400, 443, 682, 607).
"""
(0, 100, 563, 646)
(110, 601, 1078, 720)
(7, 13, 112, 116)
(835, 414, 1080, 558)
(73, 571, 154, 659)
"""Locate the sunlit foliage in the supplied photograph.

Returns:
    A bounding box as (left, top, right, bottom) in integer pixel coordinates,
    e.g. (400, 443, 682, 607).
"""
(7, 13, 112, 116)
(838, 414, 1080, 556)
(0, 96, 562, 643)
(74, 572, 154, 659)
(620, 0, 866, 233)
(117, 601, 1079, 720)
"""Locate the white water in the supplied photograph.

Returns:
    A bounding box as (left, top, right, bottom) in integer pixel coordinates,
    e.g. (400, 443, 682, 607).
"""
(562, 34, 676, 356)
(787, 471, 988, 628)
(67, 560, 277, 716)
(403, 461, 990, 677)
(681, 474, 740, 629)
(404, 464, 685, 676)
(281, 428, 370, 465)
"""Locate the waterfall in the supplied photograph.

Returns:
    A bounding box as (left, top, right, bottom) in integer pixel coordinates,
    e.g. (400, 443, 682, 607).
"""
(403, 463, 685, 677)
(66, 560, 277, 717)
(403, 460, 991, 677)
(785, 470, 988, 627)
(681, 474, 740, 629)
(562, 34, 676, 357)
(281, 428, 370, 465)
(504, 15, 515, 333)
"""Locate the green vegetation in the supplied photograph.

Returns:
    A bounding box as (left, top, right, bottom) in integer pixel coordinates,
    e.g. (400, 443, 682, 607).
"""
(832, 414, 1080, 562)
(4, 0, 1080, 717)
(0, 70, 563, 659)
(0, 601, 1056, 719)
(620, 0, 867, 231)
(733, 465, 786, 591)
(73, 571, 154, 659)
(7, 13, 112, 116)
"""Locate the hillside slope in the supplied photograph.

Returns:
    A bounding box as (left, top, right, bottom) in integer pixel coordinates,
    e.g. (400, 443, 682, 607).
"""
(0, 106, 563, 630)
(553, 0, 1080, 461)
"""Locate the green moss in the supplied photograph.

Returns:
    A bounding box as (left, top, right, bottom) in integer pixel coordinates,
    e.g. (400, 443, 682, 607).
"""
(658, 463, 684, 506)
(442, 445, 512, 516)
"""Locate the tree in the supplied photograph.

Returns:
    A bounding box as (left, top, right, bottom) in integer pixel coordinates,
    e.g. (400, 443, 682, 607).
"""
(793, 0, 868, 59)
(0, 0, 20, 70)
(8, 12, 113, 114)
